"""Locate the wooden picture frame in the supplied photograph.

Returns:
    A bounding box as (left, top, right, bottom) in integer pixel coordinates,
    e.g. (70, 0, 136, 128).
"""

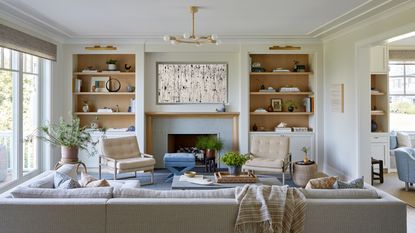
(271, 98, 282, 112)
(90, 76, 109, 92)
(156, 63, 228, 104)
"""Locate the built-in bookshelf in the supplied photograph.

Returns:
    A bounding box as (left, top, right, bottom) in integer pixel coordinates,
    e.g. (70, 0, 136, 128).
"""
(249, 54, 314, 132)
(72, 54, 136, 129)
(371, 73, 389, 132)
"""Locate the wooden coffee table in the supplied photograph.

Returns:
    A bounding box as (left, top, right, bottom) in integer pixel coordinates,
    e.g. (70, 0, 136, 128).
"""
(171, 175, 282, 190)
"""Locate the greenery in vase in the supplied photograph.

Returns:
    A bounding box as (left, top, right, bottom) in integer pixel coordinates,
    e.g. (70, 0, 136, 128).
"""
(106, 59, 117, 64)
(301, 146, 310, 162)
(26, 117, 105, 156)
(195, 136, 224, 151)
(221, 151, 249, 167)
(284, 100, 298, 109)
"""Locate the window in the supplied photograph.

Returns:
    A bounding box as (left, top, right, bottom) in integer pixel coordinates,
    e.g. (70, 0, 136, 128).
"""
(0, 47, 45, 188)
(389, 61, 415, 131)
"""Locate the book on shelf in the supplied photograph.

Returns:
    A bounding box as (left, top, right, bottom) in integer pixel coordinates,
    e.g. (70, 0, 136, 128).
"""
(259, 89, 276, 92)
(81, 69, 98, 73)
(275, 127, 292, 132)
(279, 87, 300, 92)
(104, 70, 121, 73)
(97, 108, 113, 113)
(292, 127, 309, 132)
(303, 97, 314, 112)
(75, 79, 82, 93)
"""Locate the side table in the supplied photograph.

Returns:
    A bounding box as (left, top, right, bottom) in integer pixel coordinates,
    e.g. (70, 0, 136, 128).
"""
(293, 161, 317, 187)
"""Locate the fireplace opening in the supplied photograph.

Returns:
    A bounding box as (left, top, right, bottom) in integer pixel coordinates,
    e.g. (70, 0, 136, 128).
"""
(167, 133, 218, 166)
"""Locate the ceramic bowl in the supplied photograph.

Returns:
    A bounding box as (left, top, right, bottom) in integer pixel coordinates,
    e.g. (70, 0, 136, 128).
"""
(184, 171, 196, 177)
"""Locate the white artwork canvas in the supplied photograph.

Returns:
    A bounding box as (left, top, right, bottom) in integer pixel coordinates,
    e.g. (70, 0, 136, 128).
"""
(157, 63, 228, 104)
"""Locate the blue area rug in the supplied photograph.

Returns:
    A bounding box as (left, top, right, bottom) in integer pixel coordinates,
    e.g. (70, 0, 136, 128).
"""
(89, 167, 297, 190)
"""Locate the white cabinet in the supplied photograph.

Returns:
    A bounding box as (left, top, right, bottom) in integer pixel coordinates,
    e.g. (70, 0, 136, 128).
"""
(249, 132, 315, 163)
(370, 46, 388, 74)
(370, 133, 390, 169)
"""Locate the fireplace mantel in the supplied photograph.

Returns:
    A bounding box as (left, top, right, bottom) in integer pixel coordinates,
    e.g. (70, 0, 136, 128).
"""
(145, 112, 240, 154)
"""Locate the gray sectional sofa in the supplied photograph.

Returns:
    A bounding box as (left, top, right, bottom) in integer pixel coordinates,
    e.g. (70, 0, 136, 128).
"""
(0, 171, 407, 233)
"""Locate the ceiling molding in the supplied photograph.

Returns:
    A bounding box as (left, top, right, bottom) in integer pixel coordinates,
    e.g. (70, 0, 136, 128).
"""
(0, 0, 409, 43)
(322, 0, 415, 43)
(309, 0, 409, 38)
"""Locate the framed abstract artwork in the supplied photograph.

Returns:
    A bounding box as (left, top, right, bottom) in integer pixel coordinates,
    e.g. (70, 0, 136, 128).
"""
(157, 63, 228, 104)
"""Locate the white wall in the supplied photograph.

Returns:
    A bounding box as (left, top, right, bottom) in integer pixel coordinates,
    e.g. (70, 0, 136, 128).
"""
(144, 52, 240, 112)
(323, 3, 415, 181)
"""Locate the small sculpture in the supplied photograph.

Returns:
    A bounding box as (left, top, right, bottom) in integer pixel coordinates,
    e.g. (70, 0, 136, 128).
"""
(82, 101, 89, 112)
(127, 84, 135, 92)
(125, 64, 132, 72)
(277, 122, 288, 128)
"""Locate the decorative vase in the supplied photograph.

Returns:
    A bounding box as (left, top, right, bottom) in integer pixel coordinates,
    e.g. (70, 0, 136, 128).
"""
(107, 64, 117, 71)
(0, 146, 7, 182)
(205, 149, 216, 160)
(61, 146, 79, 163)
(371, 120, 378, 132)
(252, 124, 258, 131)
(228, 166, 241, 176)
(82, 103, 89, 112)
(288, 106, 295, 112)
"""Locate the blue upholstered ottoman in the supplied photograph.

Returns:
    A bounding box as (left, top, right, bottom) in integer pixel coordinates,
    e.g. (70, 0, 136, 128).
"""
(164, 153, 196, 182)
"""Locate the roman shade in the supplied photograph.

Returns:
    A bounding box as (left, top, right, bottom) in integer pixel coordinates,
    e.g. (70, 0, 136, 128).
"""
(389, 50, 415, 61)
(0, 23, 57, 61)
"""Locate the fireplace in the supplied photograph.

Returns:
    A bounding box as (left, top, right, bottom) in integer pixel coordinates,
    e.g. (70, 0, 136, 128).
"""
(167, 134, 218, 166)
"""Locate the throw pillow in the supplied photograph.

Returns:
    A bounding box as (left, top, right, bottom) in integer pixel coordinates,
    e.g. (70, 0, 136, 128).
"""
(335, 177, 364, 189)
(79, 172, 109, 188)
(397, 132, 412, 147)
(56, 164, 78, 180)
(305, 176, 337, 189)
(28, 172, 55, 188)
(54, 172, 80, 189)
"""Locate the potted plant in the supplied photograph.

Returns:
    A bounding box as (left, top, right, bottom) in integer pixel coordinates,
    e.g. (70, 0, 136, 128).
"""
(106, 59, 117, 71)
(221, 151, 249, 176)
(284, 100, 298, 112)
(301, 146, 310, 163)
(26, 117, 104, 163)
(195, 136, 223, 159)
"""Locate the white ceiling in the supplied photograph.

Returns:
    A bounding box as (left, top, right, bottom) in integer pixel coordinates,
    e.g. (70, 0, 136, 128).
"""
(0, 0, 409, 40)
(390, 36, 415, 46)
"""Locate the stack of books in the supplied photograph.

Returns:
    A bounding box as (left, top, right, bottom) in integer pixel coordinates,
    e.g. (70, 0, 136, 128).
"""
(275, 127, 292, 133)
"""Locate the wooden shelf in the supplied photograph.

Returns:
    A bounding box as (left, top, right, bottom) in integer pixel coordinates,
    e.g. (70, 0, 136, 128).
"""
(250, 112, 313, 116)
(74, 112, 135, 116)
(74, 72, 135, 76)
(250, 92, 313, 96)
(74, 92, 135, 96)
(250, 72, 312, 76)
(371, 110, 385, 116)
(371, 92, 385, 96)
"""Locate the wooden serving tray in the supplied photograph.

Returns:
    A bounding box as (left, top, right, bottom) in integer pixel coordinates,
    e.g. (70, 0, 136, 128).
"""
(214, 172, 257, 183)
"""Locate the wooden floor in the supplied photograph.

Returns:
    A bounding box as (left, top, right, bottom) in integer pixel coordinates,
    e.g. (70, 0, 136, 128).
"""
(408, 206, 415, 233)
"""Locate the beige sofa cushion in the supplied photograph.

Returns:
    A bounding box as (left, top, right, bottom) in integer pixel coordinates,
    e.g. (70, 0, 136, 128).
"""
(397, 132, 412, 147)
(300, 188, 379, 199)
(107, 157, 155, 170)
(305, 176, 337, 189)
(114, 188, 235, 199)
(250, 135, 289, 160)
(28, 164, 77, 188)
(101, 136, 141, 160)
(244, 158, 283, 169)
(11, 186, 113, 198)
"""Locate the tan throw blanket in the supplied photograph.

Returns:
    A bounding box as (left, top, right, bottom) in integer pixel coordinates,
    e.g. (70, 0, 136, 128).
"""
(234, 185, 306, 233)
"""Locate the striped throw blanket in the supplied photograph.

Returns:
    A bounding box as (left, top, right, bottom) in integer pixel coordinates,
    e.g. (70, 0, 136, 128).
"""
(234, 185, 306, 233)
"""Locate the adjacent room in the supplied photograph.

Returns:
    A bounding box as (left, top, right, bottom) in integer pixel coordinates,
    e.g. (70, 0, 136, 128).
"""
(0, 0, 415, 233)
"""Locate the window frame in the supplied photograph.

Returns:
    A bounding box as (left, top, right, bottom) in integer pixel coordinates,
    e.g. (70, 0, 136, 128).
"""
(0, 48, 47, 192)
(389, 61, 415, 97)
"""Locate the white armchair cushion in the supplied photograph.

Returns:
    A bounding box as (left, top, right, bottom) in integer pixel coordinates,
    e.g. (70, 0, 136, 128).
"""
(244, 158, 283, 169)
(397, 132, 412, 147)
(107, 157, 155, 170)
(101, 136, 141, 160)
(250, 136, 289, 160)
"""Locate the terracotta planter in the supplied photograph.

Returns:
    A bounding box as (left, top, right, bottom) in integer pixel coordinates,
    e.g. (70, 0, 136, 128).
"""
(61, 146, 79, 163)
(205, 149, 216, 160)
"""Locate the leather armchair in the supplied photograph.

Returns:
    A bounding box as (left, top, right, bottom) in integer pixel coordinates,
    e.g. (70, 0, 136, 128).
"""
(99, 136, 155, 183)
(395, 147, 415, 191)
(242, 135, 291, 185)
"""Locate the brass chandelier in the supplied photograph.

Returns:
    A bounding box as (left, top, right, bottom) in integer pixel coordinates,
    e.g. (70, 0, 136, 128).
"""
(163, 6, 219, 46)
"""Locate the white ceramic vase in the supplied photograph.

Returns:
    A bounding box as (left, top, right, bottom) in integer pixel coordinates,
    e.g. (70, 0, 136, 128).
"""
(107, 64, 116, 71)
